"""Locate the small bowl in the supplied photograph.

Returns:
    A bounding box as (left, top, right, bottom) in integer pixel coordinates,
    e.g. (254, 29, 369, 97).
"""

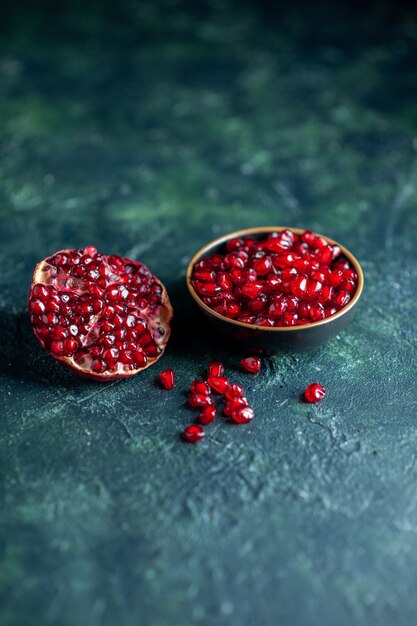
(186, 226, 364, 352)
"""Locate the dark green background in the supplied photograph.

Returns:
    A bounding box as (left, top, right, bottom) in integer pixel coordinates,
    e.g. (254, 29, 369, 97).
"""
(1, 1, 417, 625)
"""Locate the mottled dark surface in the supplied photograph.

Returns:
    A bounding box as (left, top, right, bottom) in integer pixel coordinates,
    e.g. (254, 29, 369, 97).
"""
(1, 1, 417, 625)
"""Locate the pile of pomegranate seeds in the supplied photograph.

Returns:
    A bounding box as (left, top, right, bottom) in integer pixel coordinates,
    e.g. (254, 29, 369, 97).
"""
(160, 369, 175, 390)
(304, 383, 326, 403)
(182, 361, 255, 442)
(29, 246, 172, 380)
(191, 230, 358, 326)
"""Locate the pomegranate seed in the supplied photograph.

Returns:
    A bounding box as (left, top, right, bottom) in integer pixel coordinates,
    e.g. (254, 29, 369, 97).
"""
(334, 291, 351, 309)
(253, 255, 272, 276)
(50, 341, 64, 355)
(248, 295, 267, 314)
(198, 406, 216, 425)
(217, 272, 233, 291)
(208, 361, 224, 377)
(193, 269, 217, 282)
(241, 281, 264, 299)
(224, 302, 241, 318)
(241, 356, 261, 374)
(231, 406, 254, 424)
(304, 383, 326, 403)
(226, 237, 245, 251)
(308, 303, 325, 322)
(51, 327, 67, 340)
(224, 253, 246, 269)
(340, 279, 356, 294)
(229, 268, 244, 284)
(190, 379, 211, 395)
(182, 424, 205, 443)
(189, 393, 214, 408)
(160, 369, 175, 390)
(208, 376, 230, 394)
(198, 282, 221, 296)
(224, 397, 249, 416)
(281, 312, 298, 326)
(225, 383, 244, 400)
(64, 338, 78, 354)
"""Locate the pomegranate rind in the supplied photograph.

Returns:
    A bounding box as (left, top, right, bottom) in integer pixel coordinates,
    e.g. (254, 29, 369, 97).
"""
(29, 249, 173, 381)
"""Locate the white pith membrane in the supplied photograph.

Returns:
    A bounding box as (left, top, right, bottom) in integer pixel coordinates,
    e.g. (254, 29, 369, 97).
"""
(29, 247, 173, 380)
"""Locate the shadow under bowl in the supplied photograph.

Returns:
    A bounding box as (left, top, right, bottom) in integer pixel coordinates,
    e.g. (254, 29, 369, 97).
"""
(186, 227, 364, 353)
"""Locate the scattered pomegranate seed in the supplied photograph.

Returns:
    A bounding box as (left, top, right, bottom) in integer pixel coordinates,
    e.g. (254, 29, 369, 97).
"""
(224, 397, 249, 416)
(208, 361, 225, 377)
(160, 369, 175, 390)
(190, 379, 211, 395)
(198, 406, 216, 425)
(304, 383, 326, 403)
(241, 356, 261, 374)
(191, 230, 358, 327)
(231, 406, 254, 424)
(225, 383, 244, 400)
(208, 376, 230, 394)
(189, 393, 214, 408)
(182, 424, 205, 443)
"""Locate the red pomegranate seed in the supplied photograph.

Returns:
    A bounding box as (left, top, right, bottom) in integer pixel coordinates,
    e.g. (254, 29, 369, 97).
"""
(253, 255, 272, 276)
(334, 291, 351, 309)
(226, 237, 245, 251)
(241, 281, 264, 299)
(189, 393, 214, 408)
(248, 295, 267, 314)
(241, 356, 261, 374)
(231, 406, 254, 424)
(199, 282, 221, 296)
(224, 397, 249, 416)
(190, 379, 211, 395)
(208, 361, 224, 377)
(281, 311, 298, 326)
(225, 302, 241, 318)
(182, 424, 205, 443)
(225, 383, 244, 400)
(160, 369, 175, 390)
(198, 406, 216, 425)
(304, 383, 326, 403)
(224, 252, 246, 269)
(217, 272, 233, 291)
(208, 376, 229, 394)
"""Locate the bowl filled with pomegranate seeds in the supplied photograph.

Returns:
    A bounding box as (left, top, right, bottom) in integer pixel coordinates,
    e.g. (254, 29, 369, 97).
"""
(186, 227, 364, 351)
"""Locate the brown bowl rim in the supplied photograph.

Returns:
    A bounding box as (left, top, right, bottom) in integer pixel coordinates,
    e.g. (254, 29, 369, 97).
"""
(186, 226, 364, 332)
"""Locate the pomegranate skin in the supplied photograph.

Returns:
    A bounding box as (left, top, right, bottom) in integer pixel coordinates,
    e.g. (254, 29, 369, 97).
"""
(28, 246, 173, 381)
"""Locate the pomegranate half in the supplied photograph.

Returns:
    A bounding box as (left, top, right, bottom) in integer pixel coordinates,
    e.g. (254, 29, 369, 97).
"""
(28, 246, 173, 381)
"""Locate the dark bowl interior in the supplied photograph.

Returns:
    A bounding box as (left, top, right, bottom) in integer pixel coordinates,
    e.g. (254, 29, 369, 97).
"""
(186, 227, 364, 353)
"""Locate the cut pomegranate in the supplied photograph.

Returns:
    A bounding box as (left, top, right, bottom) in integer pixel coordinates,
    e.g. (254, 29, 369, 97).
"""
(198, 406, 216, 425)
(191, 230, 358, 327)
(160, 369, 175, 390)
(182, 424, 205, 443)
(208, 376, 230, 394)
(304, 383, 326, 403)
(240, 356, 261, 374)
(28, 246, 173, 381)
(207, 361, 225, 377)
